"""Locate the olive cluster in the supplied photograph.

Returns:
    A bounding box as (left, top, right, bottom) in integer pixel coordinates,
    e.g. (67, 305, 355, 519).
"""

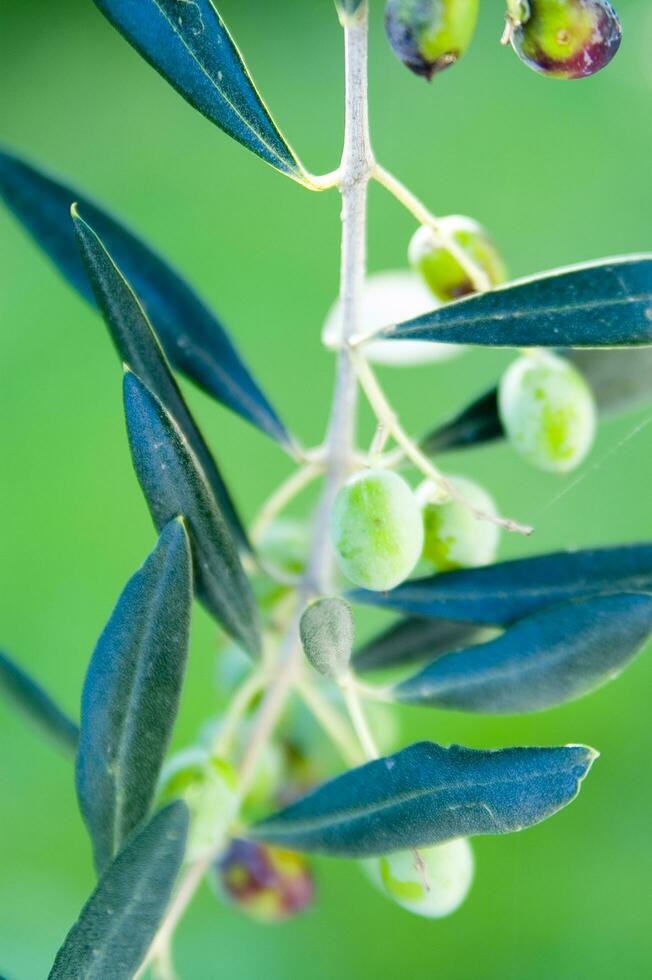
(385, 0, 622, 81)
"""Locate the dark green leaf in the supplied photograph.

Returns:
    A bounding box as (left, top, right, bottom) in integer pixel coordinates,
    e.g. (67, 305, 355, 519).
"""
(0, 651, 78, 754)
(73, 207, 249, 552)
(77, 519, 192, 872)
(91, 0, 305, 180)
(252, 741, 596, 856)
(353, 617, 491, 673)
(0, 149, 291, 446)
(351, 542, 652, 625)
(422, 348, 652, 456)
(300, 598, 354, 679)
(124, 370, 261, 655)
(392, 593, 652, 713)
(336, 0, 366, 18)
(48, 801, 188, 980)
(382, 256, 652, 348)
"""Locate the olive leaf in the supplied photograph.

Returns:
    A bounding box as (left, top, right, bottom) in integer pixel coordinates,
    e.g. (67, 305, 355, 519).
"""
(48, 801, 189, 980)
(77, 519, 192, 873)
(392, 593, 652, 714)
(350, 542, 652, 625)
(123, 370, 261, 656)
(381, 256, 652, 348)
(91, 0, 306, 182)
(251, 741, 596, 856)
(300, 598, 355, 679)
(72, 207, 249, 552)
(336, 0, 366, 20)
(0, 651, 78, 754)
(0, 149, 292, 447)
(422, 348, 652, 456)
(353, 617, 492, 673)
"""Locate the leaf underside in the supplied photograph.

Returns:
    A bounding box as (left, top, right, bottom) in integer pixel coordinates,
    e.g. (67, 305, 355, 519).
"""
(48, 802, 189, 980)
(0, 651, 79, 754)
(252, 741, 596, 856)
(383, 256, 652, 348)
(350, 542, 652, 625)
(76, 519, 193, 872)
(123, 370, 261, 655)
(0, 149, 291, 446)
(392, 593, 652, 714)
(91, 0, 304, 179)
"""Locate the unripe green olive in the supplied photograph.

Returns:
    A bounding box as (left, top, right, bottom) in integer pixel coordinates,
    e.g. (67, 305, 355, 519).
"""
(364, 838, 474, 918)
(214, 838, 315, 923)
(409, 218, 507, 303)
(159, 748, 238, 861)
(385, 0, 479, 80)
(417, 475, 500, 572)
(331, 469, 424, 592)
(322, 271, 463, 367)
(498, 352, 597, 473)
(509, 0, 622, 79)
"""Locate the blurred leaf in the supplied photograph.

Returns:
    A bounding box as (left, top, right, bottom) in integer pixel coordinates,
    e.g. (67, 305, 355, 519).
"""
(77, 519, 192, 873)
(351, 542, 652, 625)
(252, 741, 596, 856)
(422, 348, 652, 456)
(73, 207, 249, 552)
(0, 149, 292, 446)
(382, 256, 652, 348)
(48, 801, 188, 980)
(0, 651, 78, 754)
(353, 617, 491, 673)
(392, 593, 652, 714)
(300, 598, 354, 679)
(336, 0, 365, 18)
(91, 0, 305, 181)
(124, 370, 261, 655)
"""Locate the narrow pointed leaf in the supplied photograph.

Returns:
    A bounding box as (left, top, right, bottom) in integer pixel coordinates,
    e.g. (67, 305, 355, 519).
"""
(351, 542, 652, 626)
(77, 519, 192, 872)
(73, 207, 249, 552)
(252, 741, 596, 857)
(91, 0, 305, 181)
(48, 801, 188, 980)
(382, 256, 652, 348)
(124, 370, 261, 655)
(0, 651, 78, 754)
(0, 150, 291, 446)
(353, 617, 491, 673)
(422, 348, 652, 456)
(393, 593, 652, 714)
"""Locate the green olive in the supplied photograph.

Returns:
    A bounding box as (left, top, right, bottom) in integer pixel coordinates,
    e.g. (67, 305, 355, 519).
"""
(385, 0, 479, 80)
(418, 475, 500, 572)
(498, 352, 597, 473)
(409, 217, 507, 303)
(331, 469, 424, 591)
(364, 838, 474, 917)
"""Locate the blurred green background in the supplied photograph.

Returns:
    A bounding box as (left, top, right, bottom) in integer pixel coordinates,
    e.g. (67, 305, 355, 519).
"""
(2, 0, 652, 977)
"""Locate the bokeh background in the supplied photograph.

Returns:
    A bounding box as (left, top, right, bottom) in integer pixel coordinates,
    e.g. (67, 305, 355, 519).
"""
(2, 1, 652, 977)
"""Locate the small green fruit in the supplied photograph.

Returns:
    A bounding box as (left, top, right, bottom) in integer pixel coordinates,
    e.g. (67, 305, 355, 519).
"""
(509, 0, 622, 79)
(385, 0, 479, 80)
(409, 217, 507, 303)
(215, 839, 315, 923)
(418, 475, 500, 572)
(498, 352, 597, 473)
(331, 469, 424, 592)
(364, 838, 474, 918)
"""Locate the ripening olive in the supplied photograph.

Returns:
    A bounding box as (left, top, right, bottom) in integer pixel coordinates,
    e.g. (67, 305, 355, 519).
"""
(498, 352, 597, 473)
(331, 469, 424, 592)
(364, 838, 474, 918)
(409, 218, 507, 303)
(322, 270, 462, 367)
(509, 0, 622, 79)
(417, 475, 500, 572)
(214, 839, 315, 923)
(385, 0, 479, 80)
(159, 748, 238, 861)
